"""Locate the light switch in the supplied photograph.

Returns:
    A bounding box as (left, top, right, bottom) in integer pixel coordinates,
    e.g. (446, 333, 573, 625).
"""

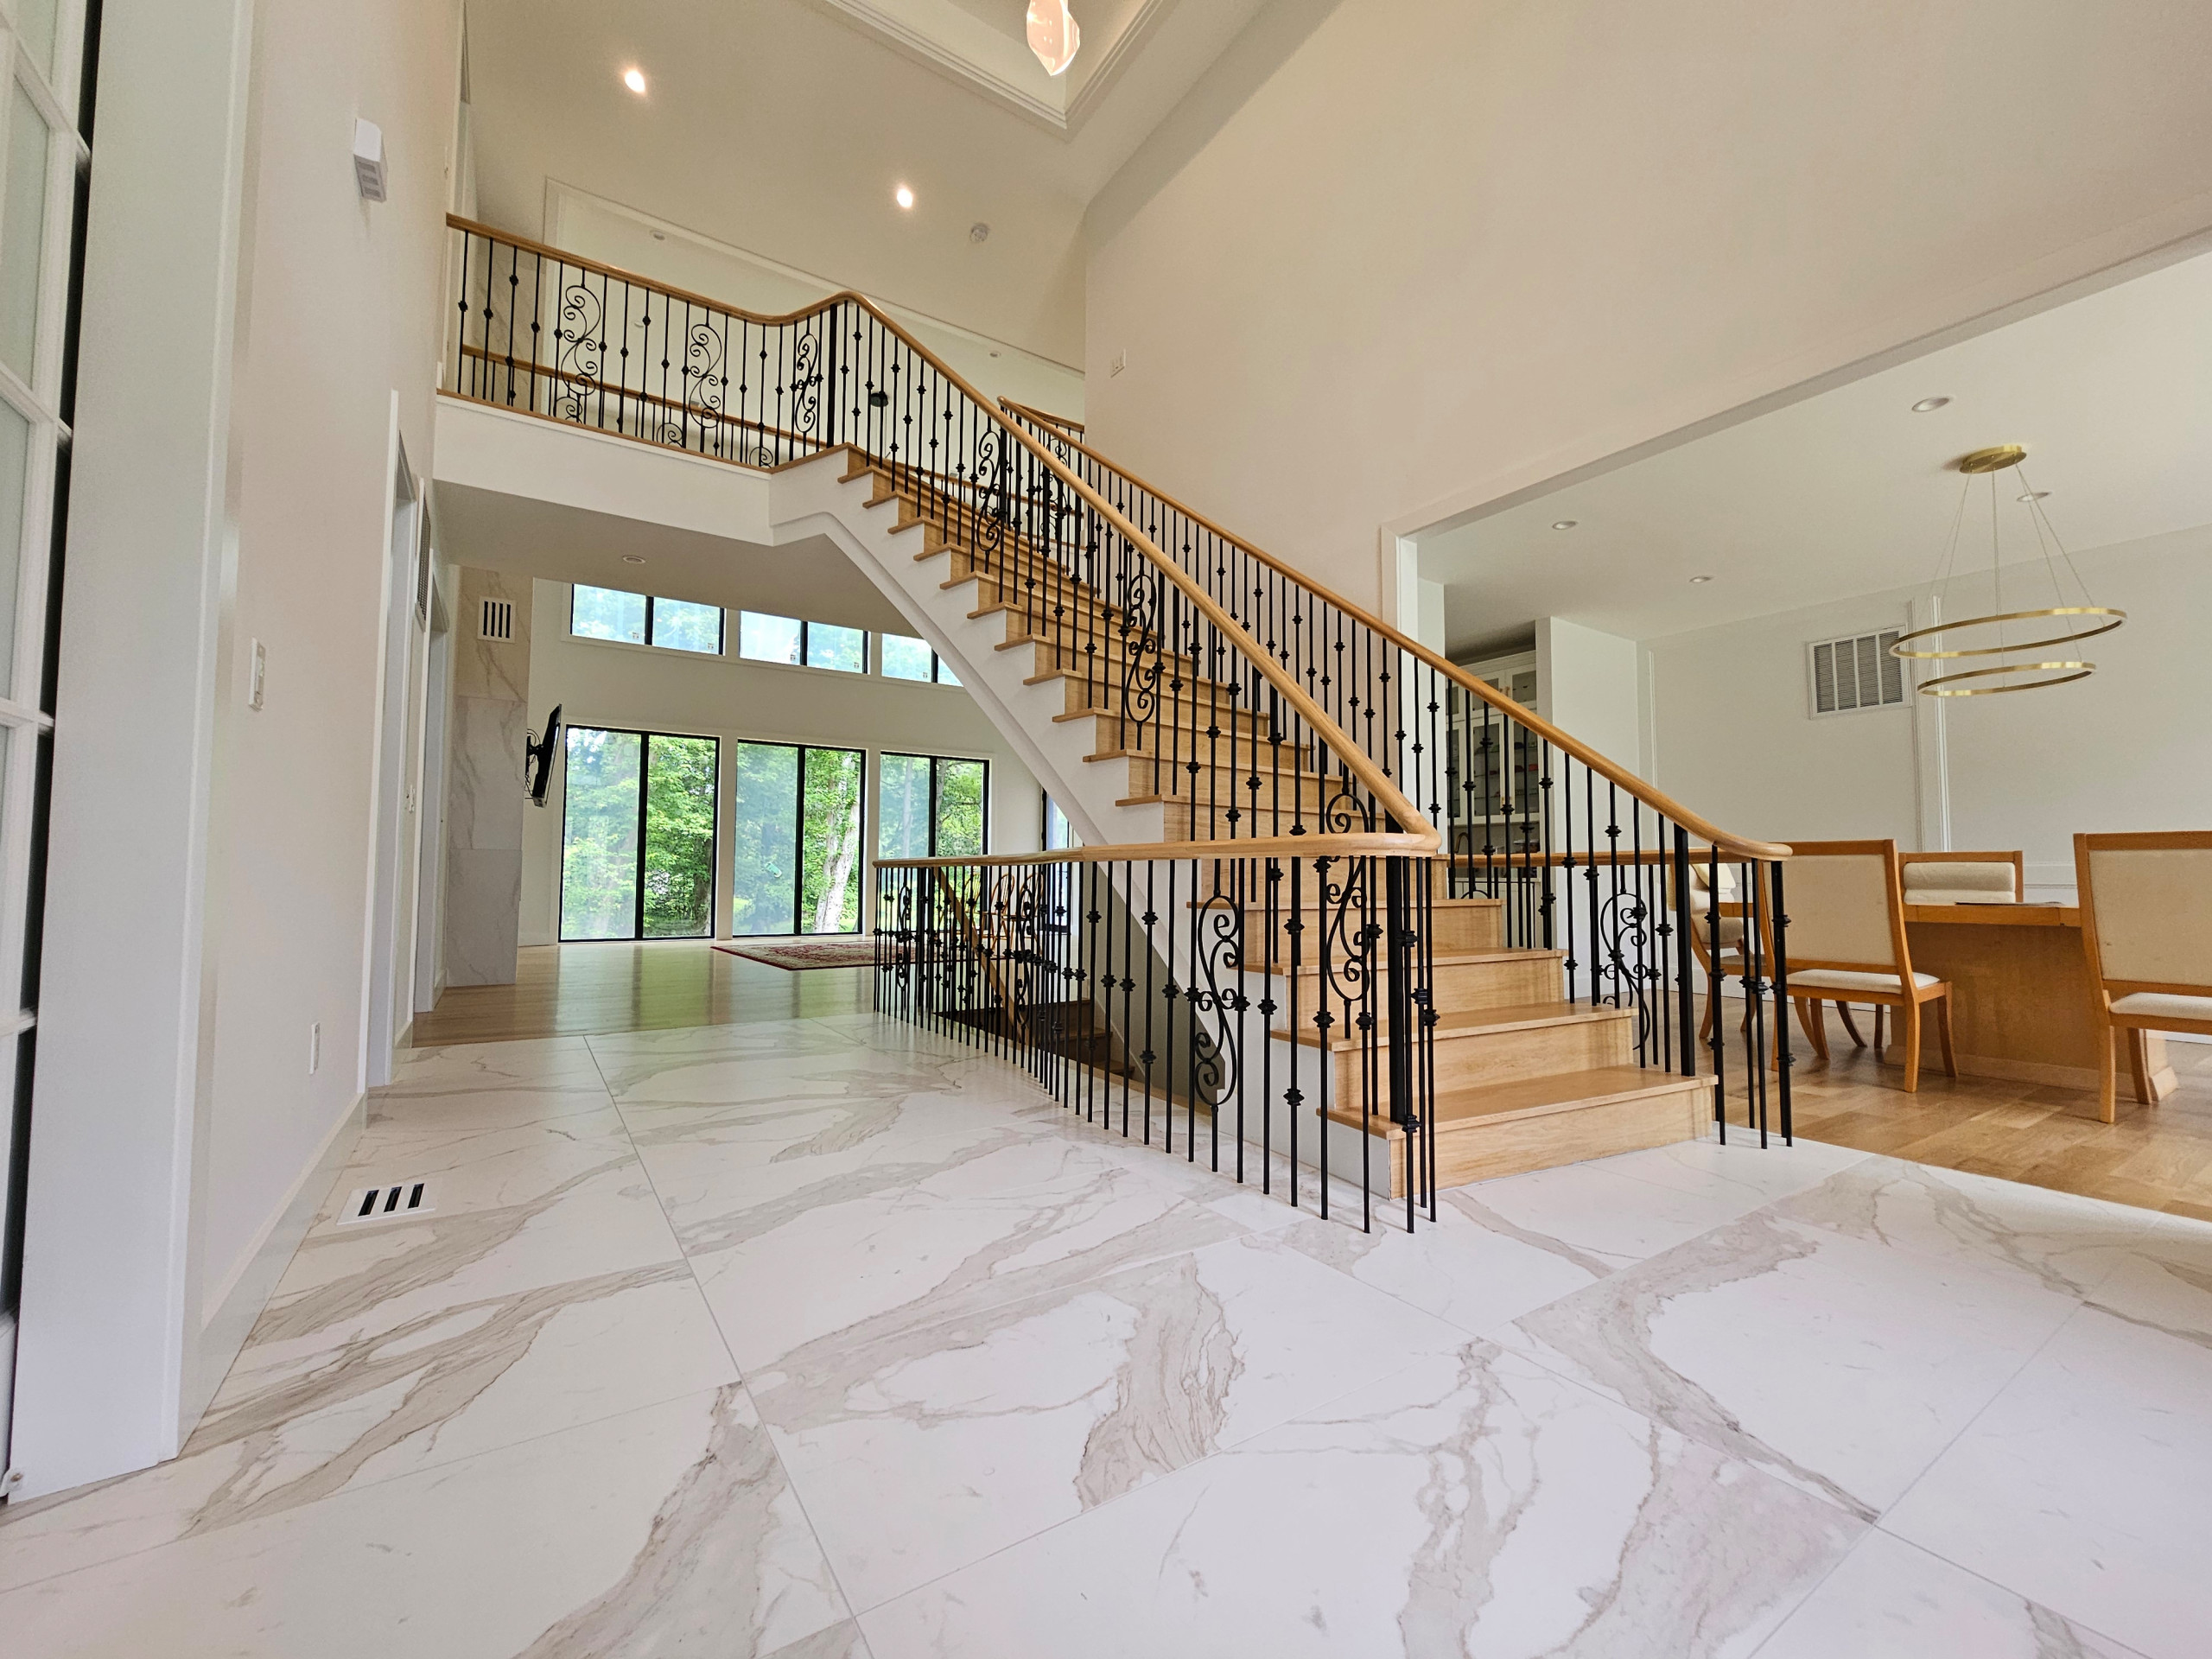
(308, 1021, 321, 1075)
(249, 639, 266, 709)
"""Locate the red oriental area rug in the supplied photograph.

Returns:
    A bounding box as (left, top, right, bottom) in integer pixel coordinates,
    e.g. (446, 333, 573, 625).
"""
(712, 938, 880, 971)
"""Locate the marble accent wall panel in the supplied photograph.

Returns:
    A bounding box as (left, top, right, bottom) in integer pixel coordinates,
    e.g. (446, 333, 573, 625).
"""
(444, 569, 533, 986)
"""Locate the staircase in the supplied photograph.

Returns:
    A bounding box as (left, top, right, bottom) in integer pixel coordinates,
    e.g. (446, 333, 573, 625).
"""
(439, 215, 1799, 1229)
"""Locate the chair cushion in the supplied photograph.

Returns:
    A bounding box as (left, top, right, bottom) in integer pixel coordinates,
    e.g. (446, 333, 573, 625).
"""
(1907, 889, 2018, 907)
(1904, 860, 2016, 899)
(2110, 991, 2212, 1027)
(1787, 969, 1941, 994)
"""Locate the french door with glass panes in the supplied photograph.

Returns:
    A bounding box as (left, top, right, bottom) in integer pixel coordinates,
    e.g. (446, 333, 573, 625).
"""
(558, 728, 720, 941)
(729, 741, 865, 936)
(0, 0, 93, 1471)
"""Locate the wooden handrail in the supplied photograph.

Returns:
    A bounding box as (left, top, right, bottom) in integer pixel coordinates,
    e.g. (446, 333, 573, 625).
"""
(1000, 404, 1790, 863)
(443, 213, 1436, 851)
(1001, 400, 1084, 438)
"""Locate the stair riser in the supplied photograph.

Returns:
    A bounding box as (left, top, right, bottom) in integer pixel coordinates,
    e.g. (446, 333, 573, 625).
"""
(1235, 903, 1506, 961)
(1115, 760, 1333, 809)
(1079, 707, 1281, 750)
(1320, 1013, 1633, 1102)
(1359, 1082, 1707, 1198)
(1258, 955, 1565, 1014)
(1155, 800, 1348, 842)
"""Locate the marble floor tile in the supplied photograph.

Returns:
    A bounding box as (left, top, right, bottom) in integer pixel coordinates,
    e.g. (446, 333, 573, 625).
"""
(330, 1102, 638, 1220)
(684, 1133, 1259, 1375)
(1434, 1156, 1798, 1271)
(1506, 1208, 2080, 1520)
(374, 1036, 612, 1132)
(1880, 1299, 2212, 1659)
(753, 1229, 1466, 1610)
(0, 1267, 738, 1593)
(1591, 1130, 1872, 1210)
(766, 1620, 876, 1659)
(1770, 1154, 2160, 1297)
(1755, 1529, 2146, 1658)
(0, 1386, 849, 1658)
(582, 1015, 865, 1093)
(859, 1341, 1860, 1658)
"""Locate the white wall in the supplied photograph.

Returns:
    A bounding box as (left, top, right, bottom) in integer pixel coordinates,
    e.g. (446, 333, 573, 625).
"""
(1536, 617, 1641, 772)
(1643, 526, 2212, 893)
(520, 582, 1041, 945)
(17, 0, 462, 1497)
(1083, 0, 2212, 612)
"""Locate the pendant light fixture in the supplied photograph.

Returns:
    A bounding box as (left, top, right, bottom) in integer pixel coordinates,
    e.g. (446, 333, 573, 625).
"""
(1027, 0, 1081, 77)
(1890, 445, 2124, 696)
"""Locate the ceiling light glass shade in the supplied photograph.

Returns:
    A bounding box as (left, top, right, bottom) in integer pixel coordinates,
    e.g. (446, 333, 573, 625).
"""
(1027, 1, 1080, 76)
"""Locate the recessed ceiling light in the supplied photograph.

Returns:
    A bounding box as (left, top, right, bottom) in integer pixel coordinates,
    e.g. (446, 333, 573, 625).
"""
(1550, 520, 1577, 531)
(970, 222, 990, 244)
(1690, 575, 1713, 584)
(622, 67, 647, 95)
(1910, 396, 1951, 413)
(621, 555, 645, 564)
(894, 184, 915, 210)
(2018, 490, 2050, 502)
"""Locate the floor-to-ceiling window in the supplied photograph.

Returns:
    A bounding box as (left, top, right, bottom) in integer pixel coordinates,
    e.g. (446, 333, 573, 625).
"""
(729, 741, 865, 936)
(558, 727, 719, 941)
(0, 0, 93, 1472)
(880, 753, 988, 861)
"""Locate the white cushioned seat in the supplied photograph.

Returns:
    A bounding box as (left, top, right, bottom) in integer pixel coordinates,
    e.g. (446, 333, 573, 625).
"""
(1906, 888, 2018, 906)
(1787, 969, 1941, 995)
(2110, 992, 2212, 1025)
(1903, 859, 2016, 900)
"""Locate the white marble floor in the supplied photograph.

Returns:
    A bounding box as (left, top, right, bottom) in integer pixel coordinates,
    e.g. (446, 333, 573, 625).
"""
(6, 1011, 2211, 1657)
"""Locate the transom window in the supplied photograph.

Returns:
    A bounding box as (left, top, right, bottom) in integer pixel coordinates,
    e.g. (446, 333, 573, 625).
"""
(881, 632, 961, 685)
(738, 611, 867, 673)
(572, 584, 724, 654)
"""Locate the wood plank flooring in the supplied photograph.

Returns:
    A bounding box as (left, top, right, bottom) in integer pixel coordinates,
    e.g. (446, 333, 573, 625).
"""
(408, 942, 869, 1046)
(1720, 1000, 2212, 1222)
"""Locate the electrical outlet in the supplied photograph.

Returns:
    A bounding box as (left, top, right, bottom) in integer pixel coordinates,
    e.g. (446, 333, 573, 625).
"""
(249, 639, 266, 709)
(1109, 349, 1127, 378)
(308, 1021, 321, 1075)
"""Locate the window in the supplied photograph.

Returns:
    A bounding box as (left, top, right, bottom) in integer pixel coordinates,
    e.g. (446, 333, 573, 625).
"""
(1042, 792, 1076, 851)
(730, 741, 866, 935)
(571, 584, 725, 654)
(736, 611, 868, 673)
(1808, 629, 1905, 715)
(882, 632, 960, 685)
(559, 727, 720, 941)
(881, 753, 989, 861)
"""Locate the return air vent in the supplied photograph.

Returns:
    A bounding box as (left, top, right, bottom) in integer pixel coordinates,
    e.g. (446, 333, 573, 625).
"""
(480, 597, 515, 641)
(1808, 629, 1904, 716)
(338, 1181, 434, 1225)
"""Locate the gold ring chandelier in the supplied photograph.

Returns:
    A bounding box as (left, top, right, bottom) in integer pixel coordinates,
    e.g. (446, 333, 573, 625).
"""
(1891, 444, 2124, 696)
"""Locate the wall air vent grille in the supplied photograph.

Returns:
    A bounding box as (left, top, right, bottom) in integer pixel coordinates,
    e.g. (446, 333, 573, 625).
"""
(338, 1182, 435, 1225)
(480, 597, 515, 641)
(1808, 629, 1904, 716)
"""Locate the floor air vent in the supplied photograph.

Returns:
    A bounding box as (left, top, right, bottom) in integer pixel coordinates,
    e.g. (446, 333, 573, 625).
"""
(339, 1181, 435, 1224)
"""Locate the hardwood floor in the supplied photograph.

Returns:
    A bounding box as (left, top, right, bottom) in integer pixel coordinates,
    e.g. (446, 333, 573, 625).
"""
(408, 941, 870, 1047)
(1727, 1000, 2212, 1221)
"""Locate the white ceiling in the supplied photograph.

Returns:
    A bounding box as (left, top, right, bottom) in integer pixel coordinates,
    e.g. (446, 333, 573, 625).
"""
(431, 484, 913, 635)
(1421, 249, 2212, 658)
(464, 0, 1270, 365)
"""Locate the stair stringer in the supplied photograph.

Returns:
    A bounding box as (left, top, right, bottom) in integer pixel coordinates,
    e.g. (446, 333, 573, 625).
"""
(765, 451, 1166, 851)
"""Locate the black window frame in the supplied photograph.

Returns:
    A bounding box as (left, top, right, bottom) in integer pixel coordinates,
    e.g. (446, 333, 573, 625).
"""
(880, 631, 958, 684)
(734, 610, 869, 675)
(729, 739, 869, 938)
(556, 723, 722, 943)
(880, 751, 991, 860)
(570, 583, 727, 656)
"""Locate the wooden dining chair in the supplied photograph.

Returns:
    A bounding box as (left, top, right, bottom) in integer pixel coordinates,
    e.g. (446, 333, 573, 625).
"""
(2074, 830, 2212, 1124)
(1774, 839, 1955, 1091)
(1901, 849, 2024, 906)
(1679, 856, 1747, 1043)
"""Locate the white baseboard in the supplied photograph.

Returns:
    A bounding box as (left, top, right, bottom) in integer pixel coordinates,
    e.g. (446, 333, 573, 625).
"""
(187, 1093, 366, 1433)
